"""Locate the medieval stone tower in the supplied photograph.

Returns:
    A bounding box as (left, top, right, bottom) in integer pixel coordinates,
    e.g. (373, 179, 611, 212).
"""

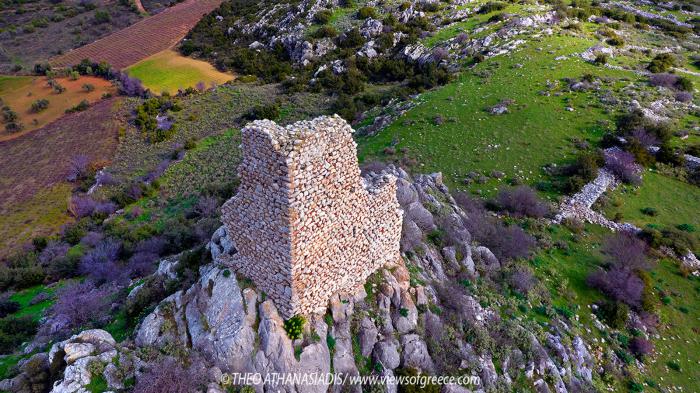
(220, 115, 403, 318)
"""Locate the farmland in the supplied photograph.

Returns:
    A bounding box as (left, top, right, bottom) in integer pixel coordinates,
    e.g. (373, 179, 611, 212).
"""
(0, 98, 122, 258)
(0, 75, 115, 140)
(125, 49, 234, 94)
(0, 0, 141, 73)
(49, 0, 225, 70)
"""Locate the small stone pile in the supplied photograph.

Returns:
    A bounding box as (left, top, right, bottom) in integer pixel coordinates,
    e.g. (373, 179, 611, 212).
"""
(220, 115, 403, 319)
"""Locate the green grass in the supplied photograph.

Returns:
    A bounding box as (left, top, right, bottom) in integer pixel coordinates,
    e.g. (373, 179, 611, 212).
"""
(357, 33, 637, 197)
(125, 49, 233, 95)
(530, 223, 700, 391)
(644, 259, 700, 389)
(8, 284, 56, 322)
(0, 353, 30, 381)
(160, 129, 242, 197)
(603, 171, 700, 239)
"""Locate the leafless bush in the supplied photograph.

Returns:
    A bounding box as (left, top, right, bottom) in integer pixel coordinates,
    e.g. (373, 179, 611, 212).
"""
(49, 281, 117, 332)
(604, 149, 641, 185)
(66, 155, 89, 182)
(133, 356, 208, 393)
(68, 195, 96, 218)
(495, 186, 550, 218)
(649, 73, 678, 88)
(509, 265, 537, 295)
(195, 196, 219, 217)
(675, 91, 693, 102)
(38, 241, 69, 265)
(601, 232, 648, 270)
(629, 128, 658, 148)
(587, 267, 644, 308)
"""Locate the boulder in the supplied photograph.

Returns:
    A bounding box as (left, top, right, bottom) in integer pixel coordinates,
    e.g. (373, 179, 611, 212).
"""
(373, 339, 400, 370)
(400, 334, 434, 373)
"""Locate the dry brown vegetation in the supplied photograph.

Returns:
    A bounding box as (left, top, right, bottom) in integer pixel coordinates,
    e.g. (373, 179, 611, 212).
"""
(0, 75, 116, 140)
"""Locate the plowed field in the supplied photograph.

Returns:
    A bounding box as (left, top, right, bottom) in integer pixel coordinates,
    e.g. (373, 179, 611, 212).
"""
(50, 0, 224, 70)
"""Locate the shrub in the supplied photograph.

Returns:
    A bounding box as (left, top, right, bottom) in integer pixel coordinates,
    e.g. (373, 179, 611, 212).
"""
(93, 9, 111, 24)
(509, 265, 537, 295)
(604, 148, 641, 184)
(677, 223, 695, 233)
(68, 195, 96, 218)
(337, 28, 365, 48)
(675, 76, 693, 92)
(395, 367, 440, 393)
(79, 239, 125, 284)
(640, 207, 657, 216)
(495, 186, 550, 218)
(82, 83, 95, 92)
(588, 267, 644, 308)
(314, 10, 332, 24)
(602, 232, 648, 270)
(0, 299, 20, 318)
(38, 241, 70, 266)
(66, 154, 90, 182)
(478, 1, 507, 14)
(594, 53, 608, 65)
(133, 357, 207, 393)
(247, 102, 280, 121)
(49, 281, 116, 333)
(65, 99, 90, 113)
(30, 99, 49, 113)
(115, 72, 146, 97)
(596, 300, 629, 328)
(648, 53, 675, 73)
(314, 25, 338, 38)
(649, 73, 678, 89)
(357, 6, 377, 19)
(0, 315, 38, 354)
(675, 91, 693, 102)
(629, 337, 653, 359)
(125, 277, 167, 324)
(283, 315, 306, 340)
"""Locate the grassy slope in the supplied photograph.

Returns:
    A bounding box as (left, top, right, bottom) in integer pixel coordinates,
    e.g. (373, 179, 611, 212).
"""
(530, 225, 700, 391)
(357, 33, 636, 197)
(0, 183, 74, 255)
(0, 75, 115, 139)
(160, 129, 242, 197)
(125, 49, 234, 95)
(603, 171, 700, 235)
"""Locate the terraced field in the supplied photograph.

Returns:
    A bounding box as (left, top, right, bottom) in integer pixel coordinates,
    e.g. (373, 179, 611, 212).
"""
(50, 0, 224, 70)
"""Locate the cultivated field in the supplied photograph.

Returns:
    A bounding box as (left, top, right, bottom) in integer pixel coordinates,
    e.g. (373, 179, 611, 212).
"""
(125, 49, 233, 94)
(0, 98, 122, 258)
(0, 75, 115, 140)
(0, 0, 141, 73)
(49, 0, 225, 70)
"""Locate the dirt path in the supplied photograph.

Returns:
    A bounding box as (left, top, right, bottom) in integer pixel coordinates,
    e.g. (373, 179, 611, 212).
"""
(134, 0, 148, 14)
(50, 0, 224, 70)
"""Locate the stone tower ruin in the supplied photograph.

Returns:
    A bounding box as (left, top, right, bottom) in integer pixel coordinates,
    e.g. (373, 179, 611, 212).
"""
(220, 115, 403, 318)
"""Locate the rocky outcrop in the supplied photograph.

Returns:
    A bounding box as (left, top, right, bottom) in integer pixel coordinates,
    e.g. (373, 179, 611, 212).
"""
(48, 330, 136, 393)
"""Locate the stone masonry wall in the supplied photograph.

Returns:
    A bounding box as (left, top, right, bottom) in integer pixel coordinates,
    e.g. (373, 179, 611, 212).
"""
(220, 115, 403, 319)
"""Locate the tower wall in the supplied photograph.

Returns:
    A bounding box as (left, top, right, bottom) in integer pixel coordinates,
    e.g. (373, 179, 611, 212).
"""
(221, 116, 402, 318)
